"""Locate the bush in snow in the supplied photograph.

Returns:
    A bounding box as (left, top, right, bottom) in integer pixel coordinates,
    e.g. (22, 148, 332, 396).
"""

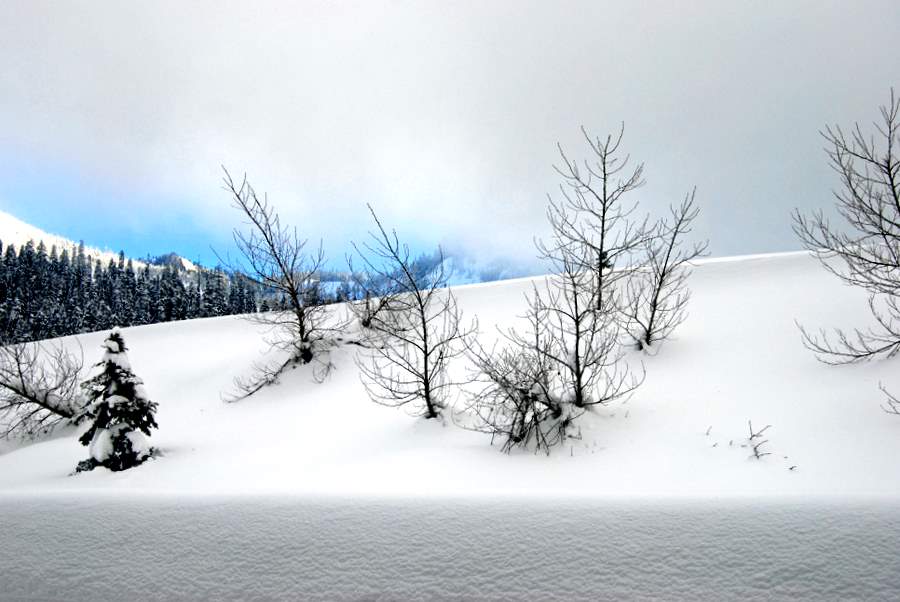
(77, 330, 158, 472)
(462, 303, 580, 455)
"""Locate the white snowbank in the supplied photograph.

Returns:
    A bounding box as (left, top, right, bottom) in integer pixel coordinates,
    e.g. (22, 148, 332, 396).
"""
(1, 495, 898, 600)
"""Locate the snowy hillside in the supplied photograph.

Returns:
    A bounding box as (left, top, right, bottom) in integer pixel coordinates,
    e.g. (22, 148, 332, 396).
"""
(2, 250, 899, 497)
(2, 251, 900, 599)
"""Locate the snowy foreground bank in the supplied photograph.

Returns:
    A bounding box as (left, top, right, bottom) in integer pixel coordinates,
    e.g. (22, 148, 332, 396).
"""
(3, 251, 900, 599)
(2, 496, 899, 600)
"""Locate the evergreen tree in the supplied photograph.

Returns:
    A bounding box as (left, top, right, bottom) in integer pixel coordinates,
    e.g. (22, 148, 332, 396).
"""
(187, 278, 202, 319)
(78, 329, 158, 472)
(227, 276, 241, 315)
(159, 264, 188, 321)
(243, 280, 258, 313)
(121, 258, 137, 326)
(0, 235, 268, 342)
(135, 264, 152, 325)
(202, 269, 228, 317)
(104, 257, 121, 326)
(92, 258, 112, 330)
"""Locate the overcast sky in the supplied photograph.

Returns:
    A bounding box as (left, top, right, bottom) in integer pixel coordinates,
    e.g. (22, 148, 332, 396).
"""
(1, 0, 898, 271)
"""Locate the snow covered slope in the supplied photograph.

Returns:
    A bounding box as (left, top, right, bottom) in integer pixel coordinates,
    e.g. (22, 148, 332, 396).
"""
(2, 250, 898, 497)
(2, 251, 900, 599)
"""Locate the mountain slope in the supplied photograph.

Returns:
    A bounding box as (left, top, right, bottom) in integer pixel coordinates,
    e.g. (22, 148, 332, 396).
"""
(1, 250, 898, 497)
(0, 208, 125, 264)
(0, 208, 197, 271)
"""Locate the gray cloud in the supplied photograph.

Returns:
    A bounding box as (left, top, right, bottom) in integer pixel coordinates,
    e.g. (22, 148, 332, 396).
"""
(1, 0, 898, 268)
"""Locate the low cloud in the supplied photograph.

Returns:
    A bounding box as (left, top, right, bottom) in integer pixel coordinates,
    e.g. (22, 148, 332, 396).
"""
(1, 1, 898, 267)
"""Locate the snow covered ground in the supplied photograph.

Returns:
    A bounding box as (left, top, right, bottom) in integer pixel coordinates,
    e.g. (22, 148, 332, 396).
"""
(2, 251, 900, 599)
(3, 496, 898, 600)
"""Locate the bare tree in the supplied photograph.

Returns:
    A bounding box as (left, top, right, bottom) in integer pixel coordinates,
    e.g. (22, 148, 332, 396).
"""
(537, 246, 643, 409)
(460, 297, 580, 454)
(352, 205, 473, 419)
(624, 190, 708, 350)
(345, 256, 402, 330)
(461, 257, 640, 453)
(539, 124, 651, 314)
(221, 168, 347, 399)
(0, 341, 84, 439)
(533, 126, 646, 410)
(793, 90, 900, 363)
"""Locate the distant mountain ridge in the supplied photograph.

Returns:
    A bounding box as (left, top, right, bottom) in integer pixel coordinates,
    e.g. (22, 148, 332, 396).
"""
(0, 208, 539, 288)
(149, 252, 198, 273)
(0, 208, 197, 273)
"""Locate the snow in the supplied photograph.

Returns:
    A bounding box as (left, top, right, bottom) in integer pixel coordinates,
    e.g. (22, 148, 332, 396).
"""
(125, 429, 151, 459)
(88, 427, 112, 462)
(0, 495, 897, 601)
(2, 250, 900, 598)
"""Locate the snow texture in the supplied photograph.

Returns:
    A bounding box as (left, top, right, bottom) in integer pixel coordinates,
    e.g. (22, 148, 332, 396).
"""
(1, 496, 898, 600)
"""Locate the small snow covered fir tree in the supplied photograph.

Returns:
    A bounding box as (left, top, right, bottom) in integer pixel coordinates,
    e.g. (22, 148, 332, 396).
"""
(77, 329, 158, 472)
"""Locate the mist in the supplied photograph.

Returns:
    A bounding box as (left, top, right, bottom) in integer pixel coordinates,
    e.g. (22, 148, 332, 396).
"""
(1, 0, 898, 271)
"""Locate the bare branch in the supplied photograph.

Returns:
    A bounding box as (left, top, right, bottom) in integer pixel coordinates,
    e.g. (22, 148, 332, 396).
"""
(352, 205, 476, 419)
(458, 298, 581, 454)
(794, 89, 900, 363)
(879, 382, 900, 415)
(220, 167, 349, 399)
(623, 189, 708, 350)
(747, 420, 772, 441)
(0, 340, 85, 439)
(538, 123, 653, 314)
(751, 439, 772, 460)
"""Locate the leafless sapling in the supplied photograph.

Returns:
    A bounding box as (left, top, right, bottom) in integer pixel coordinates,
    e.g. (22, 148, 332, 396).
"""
(624, 190, 708, 350)
(0, 340, 85, 439)
(352, 205, 473, 419)
(539, 124, 653, 315)
(534, 125, 647, 409)
(533, 243, 643, 409)
(793, 90, 900, 363)
(221, 168, 347, 399)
